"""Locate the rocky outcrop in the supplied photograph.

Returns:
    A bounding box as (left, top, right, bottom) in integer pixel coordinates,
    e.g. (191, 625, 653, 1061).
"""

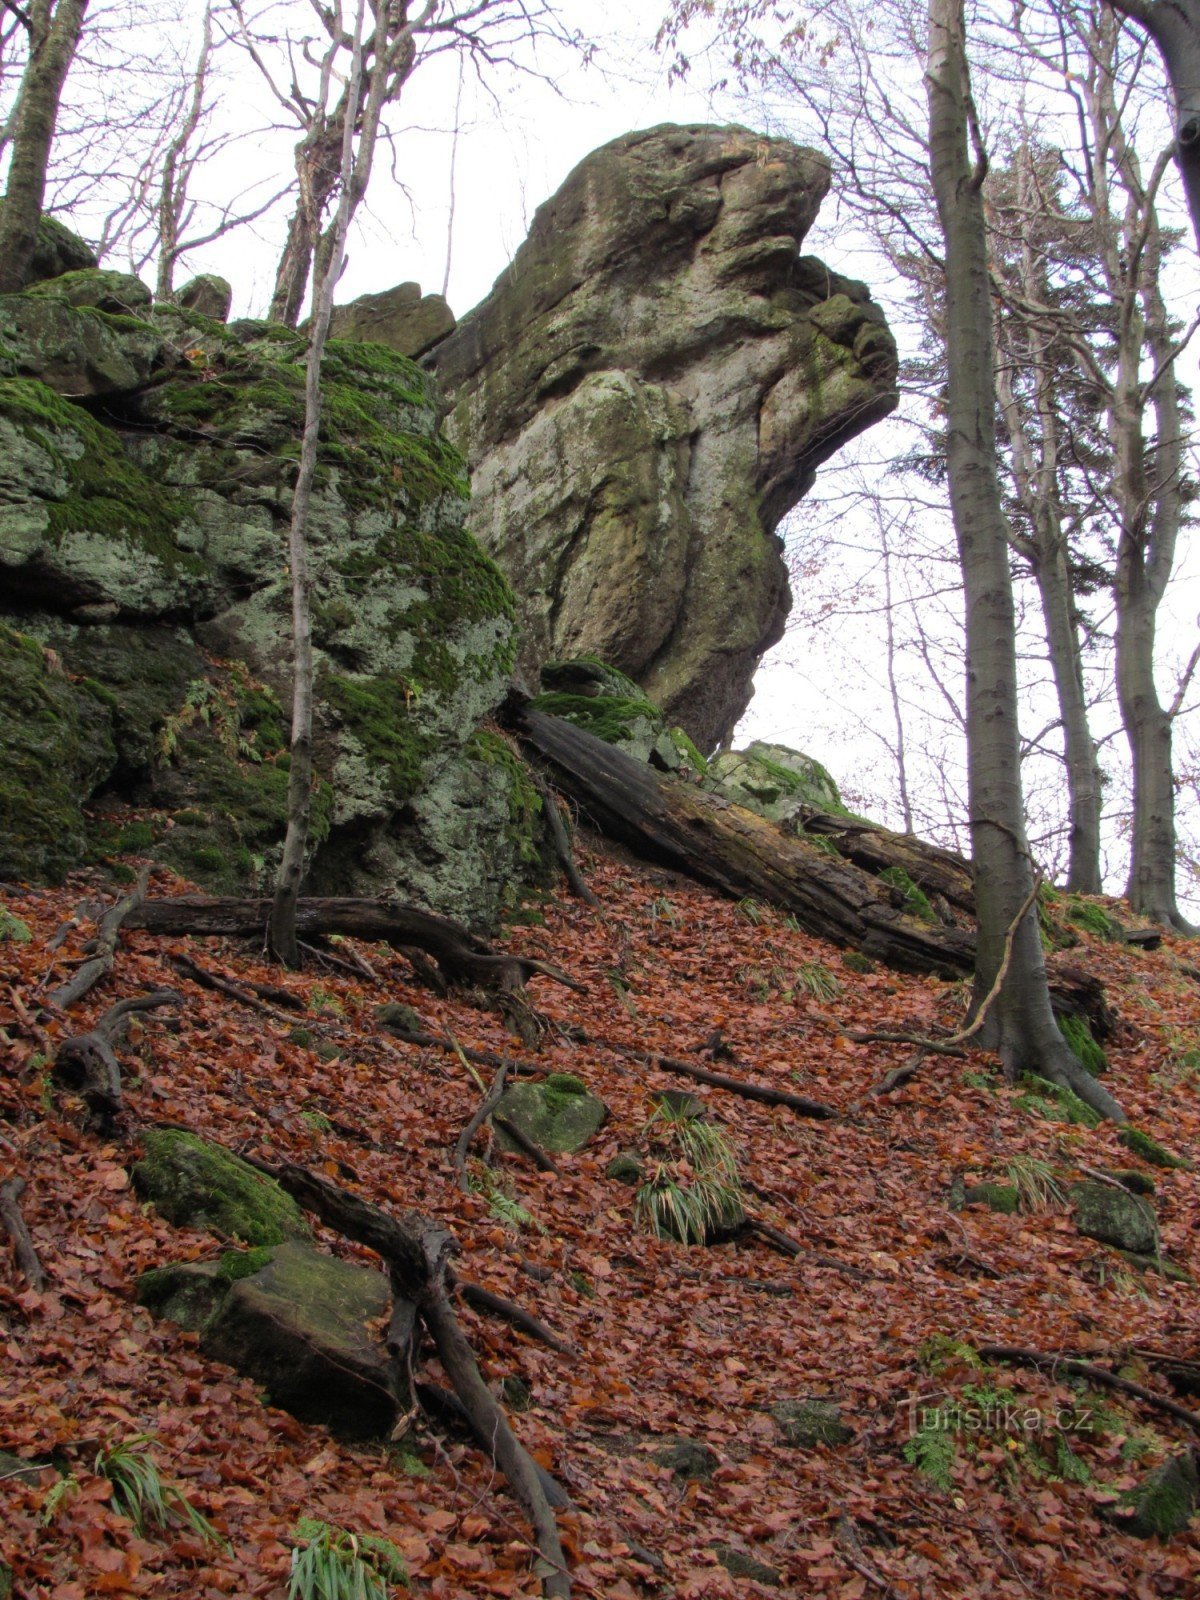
(0, 248, 548, 923)
(329, 281, 454, 358)
(430, 123, 898, 749)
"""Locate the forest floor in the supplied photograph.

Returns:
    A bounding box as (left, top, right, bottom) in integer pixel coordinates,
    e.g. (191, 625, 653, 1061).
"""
(2, 836, 1200, 1599)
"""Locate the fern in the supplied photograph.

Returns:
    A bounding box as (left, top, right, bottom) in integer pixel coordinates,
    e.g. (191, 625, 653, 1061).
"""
(904, 1424, 956, 1491)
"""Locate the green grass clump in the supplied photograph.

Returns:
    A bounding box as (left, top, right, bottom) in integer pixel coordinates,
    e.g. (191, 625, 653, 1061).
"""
(96, 1434, 224, 1546)
(289, 1518, 407, 1599)
(794, 960, 841, 1000)
(636, 1099, 743, 1245)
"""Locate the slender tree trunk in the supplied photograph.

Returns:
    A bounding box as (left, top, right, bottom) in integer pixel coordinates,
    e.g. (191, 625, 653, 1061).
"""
(269, 121, 343, 327)
(268, 12, 368, 965)
(0, 0, 89, 294)
(926, 0, 1123, 1120)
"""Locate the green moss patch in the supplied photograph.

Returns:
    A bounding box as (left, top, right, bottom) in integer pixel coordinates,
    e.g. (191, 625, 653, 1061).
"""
(1118, 1127, 1191, 1170)
(132, 1129, 310, 1246)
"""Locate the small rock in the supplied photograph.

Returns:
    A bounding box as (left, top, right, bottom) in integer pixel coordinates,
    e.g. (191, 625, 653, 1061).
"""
(0, 908, 32, 942)
(1102, 1451, 1199, 1539)
(651, 1436, 718, 1480)
(961, 1182, 1021, 1215)
(1070, 1180, 1157, 1255)
(606, 1152, 644, 1185)
(328, 281, 455, 358)
(500, 1374, 533, 1412)
(0, 1450, 47, 1484)
(27, 266, 151, 314)
(650, 1089, 707, 1120)
(494, 1074, 607, 1154)
(714, 1545, 781, 1585)
(771, 1398, 854, 1449)
(376, 1002, 426, 1035)
(178, 274, 233, 321)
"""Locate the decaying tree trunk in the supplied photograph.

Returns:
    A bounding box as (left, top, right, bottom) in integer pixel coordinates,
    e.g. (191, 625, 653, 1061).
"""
(513, 704, 976, 978)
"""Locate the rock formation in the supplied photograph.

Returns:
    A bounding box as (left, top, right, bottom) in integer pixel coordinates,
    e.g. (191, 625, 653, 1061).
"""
(0, 249, 545, 924)
(430, 123, 898, 750)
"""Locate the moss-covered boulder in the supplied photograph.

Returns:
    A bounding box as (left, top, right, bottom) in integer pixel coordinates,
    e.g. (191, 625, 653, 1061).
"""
(0, 295, 167, 396)
(704, 741, 844, 822)
(328, 280, 454, 359)
(24, 268, 152, 316)
(493, 1073, 607, 1154)
(1, 211, 97, 288)
(132, 1129, 310, 1246)
(1103, 1451, 1199, 1539)
(958, 1182, 1021, 1215)
(0, 623, 116, 880)
(0, 284, 546, 923)
(178, 274, 232, 321)
(138, 1242, 402, 1439)
(532, 658, 706, 774)
(1070, 1180, 1157, 1255)
(432, 123, 897, 749)
(770, 1398, 854, 1449)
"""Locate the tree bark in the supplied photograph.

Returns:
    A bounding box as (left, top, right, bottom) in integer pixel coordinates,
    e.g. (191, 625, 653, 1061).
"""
(0, 0, 90, 294)
(925, 0, 1124, 1122)
(1110, 0, 1200, 258)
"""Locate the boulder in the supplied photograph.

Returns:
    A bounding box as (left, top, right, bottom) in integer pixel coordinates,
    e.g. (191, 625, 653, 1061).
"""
(0, 295, 548, 923)
(651, 1436, 718, 1480)
(178, 274, 232, 321)
(1102, 1451, 1199, 1539)
(704, 741, 844, 822)
(138, 1242, 403, 1439)
(532, 658, 705, 774)
(493, 1073, 607, 1154)
(0, 210, 97, 287)
(431, 123, 897, 748)
(770, 1398, 853, 1449)
(329, 281, 455, 358)
(25, 267, 152, 315)
(1070, 1180, 1158, 1255)
(131, 1128, 310, 1246)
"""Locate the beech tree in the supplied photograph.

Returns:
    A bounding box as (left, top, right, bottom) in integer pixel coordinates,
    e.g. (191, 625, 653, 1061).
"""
(925, 0, 1122, 1117)
(1110, 0, 1200, 253)
(0, 0, 89, 292)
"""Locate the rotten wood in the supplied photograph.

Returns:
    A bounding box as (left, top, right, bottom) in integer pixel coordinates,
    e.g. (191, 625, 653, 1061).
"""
(53, 989, 182, 1130)
(45, 868, 150, 1010)
(0, 1176, 46, 1290)
(250, 1155, 571, 1597)
(978, 1344, 1200, 1437)
(129, 895, 583, 996)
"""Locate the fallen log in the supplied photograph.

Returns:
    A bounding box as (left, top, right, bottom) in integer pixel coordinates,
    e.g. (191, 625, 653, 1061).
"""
(512, 705, 975, 978)
(128, 896, 582, 995)
(657, 1054, 837, 1121)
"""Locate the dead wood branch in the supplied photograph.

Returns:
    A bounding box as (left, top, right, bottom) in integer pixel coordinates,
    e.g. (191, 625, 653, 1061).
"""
(657, 1054, 837, 1120)
(742, 1216, 872, 1283)
(0, 1176, 46, 1290)
(46, 868, 150, 1010)
(250, 1156, 571, 1597)
(454, 1064, 508, 1191)
(978, 1344, 1200, 1437)
(167, 952, 299, 1023)
(53, 989, 182, 1130)
(454, 1277, 576, 1356)
(529, 770, 598, 906)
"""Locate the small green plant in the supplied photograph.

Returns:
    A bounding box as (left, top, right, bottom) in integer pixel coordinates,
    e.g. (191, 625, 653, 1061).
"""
(903, 1422, 957, 1492)
(156, 663, 276, 768)
(916, 1334, 982, 1375)
(39, 1473, 80, 1525)
(636, 1100, 743, 1245)
(96, 1434, 223, 1546)
(649, 896, 681, 927)
(308, 986, 344, 1016)
(1057, 1012, 1107, 1075)
(735, 896, 767, 925)
(793, 960, 841, 1000)
(1065, 898, 1122, 941)
(289, 1518, 407, 1599)
(1005, 1155, 1067, 1213)
(878, 865, 937, 923)
(467, 1164, 542, 1232)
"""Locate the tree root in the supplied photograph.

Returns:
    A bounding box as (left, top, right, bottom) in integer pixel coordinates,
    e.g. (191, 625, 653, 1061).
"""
(251, 1155, 572, 1597)
(53, 989, 182, 1131)
(978, 1343, 1200, 1437)
(453, 1277, 577, 1356)
(656, 1054, 837, 1120)
(45, 867, 150, 1010)
(742, 1215, 872, 1282)
(454, 1065, 508, 1191)
(494, 1115, 562, 1173)
(529, 770, 598, 907)
(0, 1176, 46, 1291)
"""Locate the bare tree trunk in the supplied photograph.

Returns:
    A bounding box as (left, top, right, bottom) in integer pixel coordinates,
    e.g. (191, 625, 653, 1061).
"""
(268, 13, 368, 965)
(0, 0, 89, 294)
(926, 0, 1124, 1121)
(1110, 0, 1200, 256)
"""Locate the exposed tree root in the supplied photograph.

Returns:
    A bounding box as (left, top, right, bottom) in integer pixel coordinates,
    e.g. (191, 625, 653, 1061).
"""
(454, 1065, 508, 1191)
(742, 1215, 873, 1283)
(978, 1344, 1200, 1437)
(493, 1115, 562, 1173)
(0, 1176, 46, 1291)
(655, 1052, 836, 1120)
(53, 990, 182, 1131)
(45, 867, 150, 1010)
(529, 769, 599, 907)
(250, 1156, 572, 1598)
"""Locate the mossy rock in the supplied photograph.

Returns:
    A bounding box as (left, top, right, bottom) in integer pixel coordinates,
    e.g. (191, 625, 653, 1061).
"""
(0, 295, 166, 397)
(532, 667, 701, 775)
(132, 1129, 310, 1246)
(606, 1152, 645, 1185)
(178, 275, 232, 321)
(704, 741, 844, 823)
(1103, 1451, 1199, 1539)
(140, 1242, 404, 1439)
(0, 623, 116, 880)
(0, 1450, 47, 1485)
(714, 1546, 781, 1585)
(0, 905, 32, 941)
(651, 1436, 718, 1480)
(770, 1398, 853, 1449)
(960, 1182, 1021, 1216)
(1070, 1180, 1157, 1255)
(1118, 1127, 1191, 1170)
(25, 268, 151, 316)
(493, 1074, 607, 1154)
(2, 210, 97, 288)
